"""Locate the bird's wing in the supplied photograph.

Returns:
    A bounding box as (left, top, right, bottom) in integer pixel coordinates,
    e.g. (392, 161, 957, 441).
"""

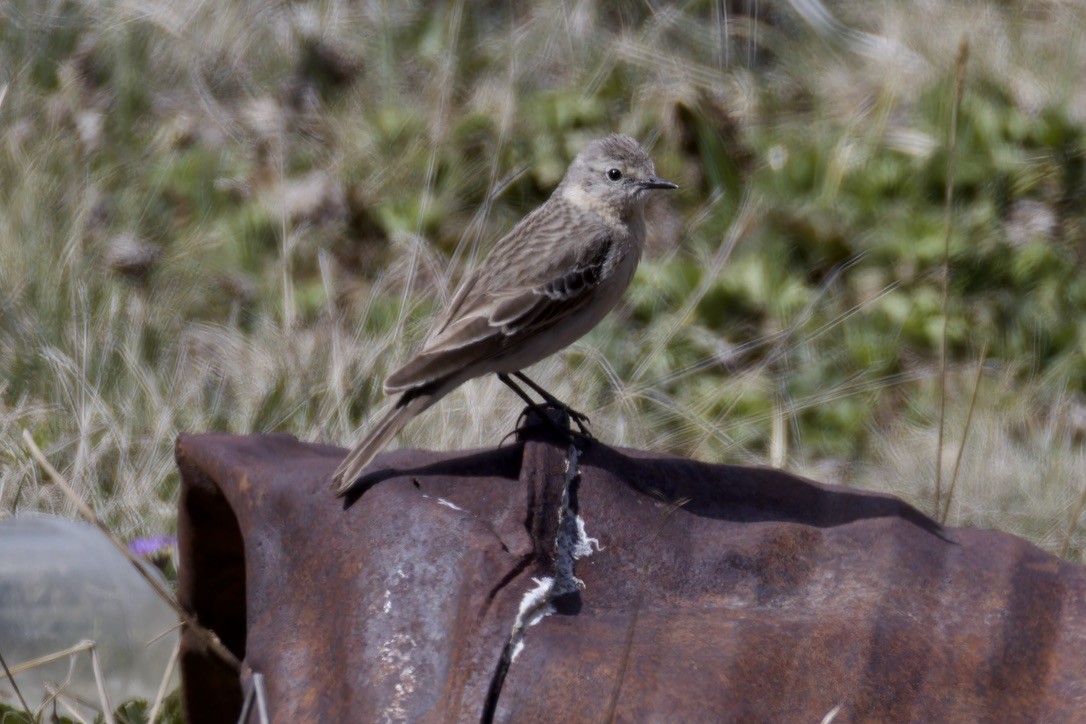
(487, 238, 612, 334)
(384, 230, 615, 393)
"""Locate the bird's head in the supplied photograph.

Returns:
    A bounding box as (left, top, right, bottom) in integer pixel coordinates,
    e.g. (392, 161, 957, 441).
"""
(559, 134, 678, 219)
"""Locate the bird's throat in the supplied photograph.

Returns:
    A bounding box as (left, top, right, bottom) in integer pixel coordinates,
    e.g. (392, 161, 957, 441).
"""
(560, 184, 624, 228)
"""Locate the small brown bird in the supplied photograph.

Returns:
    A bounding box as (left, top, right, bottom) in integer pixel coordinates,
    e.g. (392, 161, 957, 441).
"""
(331, 134, 677, 496)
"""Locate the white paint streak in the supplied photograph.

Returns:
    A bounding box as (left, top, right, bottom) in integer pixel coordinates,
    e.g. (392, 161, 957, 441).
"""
(573, 514, 601, 558)
(509, 577, 556, 662)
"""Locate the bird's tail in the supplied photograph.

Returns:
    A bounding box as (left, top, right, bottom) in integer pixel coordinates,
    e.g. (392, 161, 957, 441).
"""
(330, 387, 441, 497)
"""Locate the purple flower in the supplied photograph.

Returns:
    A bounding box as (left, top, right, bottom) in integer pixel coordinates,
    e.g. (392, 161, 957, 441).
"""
(129, 536, 177, 558)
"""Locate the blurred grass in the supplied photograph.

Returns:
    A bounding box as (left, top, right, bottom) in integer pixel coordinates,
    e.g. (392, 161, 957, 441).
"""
(2, 0, 1086, 566)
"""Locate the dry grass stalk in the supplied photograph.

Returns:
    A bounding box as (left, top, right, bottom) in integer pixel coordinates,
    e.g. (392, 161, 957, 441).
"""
(10, 640, 110, 723)
(3, 640, 96, 678)
(1060, 472, 1086, 559)
(89, 645, 115, 724)
(22, 429, 241, 672)
(940, 342, 988, 525)
(148, 637, 182, 724)
(43, 684, 93, 724)
(0, 645, 32, 713)
(237, 672, 270, 724)
(935, 36, 971, 517)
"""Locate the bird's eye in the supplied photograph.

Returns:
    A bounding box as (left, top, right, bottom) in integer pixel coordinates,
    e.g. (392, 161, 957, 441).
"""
(606, 168, 623, 181)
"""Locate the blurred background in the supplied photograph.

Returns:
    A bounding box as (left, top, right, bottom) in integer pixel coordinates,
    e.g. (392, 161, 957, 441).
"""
(2, 0, 1086, 561)
(5, 0, 1086, 717)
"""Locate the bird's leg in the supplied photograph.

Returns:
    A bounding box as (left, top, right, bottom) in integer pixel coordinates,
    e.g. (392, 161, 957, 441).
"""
(511, 371, 592, 436)
(497, 373, 590, 442)
(497, 373, 567, 434)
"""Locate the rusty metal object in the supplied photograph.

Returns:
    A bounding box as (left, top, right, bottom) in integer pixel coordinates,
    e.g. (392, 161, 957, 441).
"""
(176, 425, 1086, 722)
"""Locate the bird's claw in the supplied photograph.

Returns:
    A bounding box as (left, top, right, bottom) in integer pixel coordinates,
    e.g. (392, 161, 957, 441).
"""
(547, 401, 593, 437)
(567, 409, 592, 437)
(514, 401, 594, 443)
(566, 407, 591, 425)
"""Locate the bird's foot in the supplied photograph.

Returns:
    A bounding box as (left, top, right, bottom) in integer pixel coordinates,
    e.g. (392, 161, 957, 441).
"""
(564, 406, 592, 436)
(515, 402, 594, 445)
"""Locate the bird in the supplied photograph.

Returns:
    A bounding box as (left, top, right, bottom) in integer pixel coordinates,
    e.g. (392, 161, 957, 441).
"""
(331, 133, 678, 497)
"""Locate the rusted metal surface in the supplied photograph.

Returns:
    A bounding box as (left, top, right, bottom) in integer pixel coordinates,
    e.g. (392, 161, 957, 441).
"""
(176, 426, 1086, 723)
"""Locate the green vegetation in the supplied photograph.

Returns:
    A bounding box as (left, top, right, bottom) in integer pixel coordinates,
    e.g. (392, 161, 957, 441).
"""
(4, 1, 1086, 543)
(0, 690, 181, 723)
(2, 0, 1086, 573)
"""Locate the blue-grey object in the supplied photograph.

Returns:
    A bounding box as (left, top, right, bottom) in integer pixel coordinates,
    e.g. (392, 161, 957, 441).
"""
(0, 514, 179, 712)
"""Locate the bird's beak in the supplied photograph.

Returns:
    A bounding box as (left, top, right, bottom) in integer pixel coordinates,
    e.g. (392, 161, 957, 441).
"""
(640, 176, 679, 190)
